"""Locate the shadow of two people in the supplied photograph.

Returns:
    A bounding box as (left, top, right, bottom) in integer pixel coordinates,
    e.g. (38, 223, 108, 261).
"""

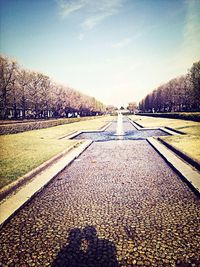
(52, 225, 119, 267)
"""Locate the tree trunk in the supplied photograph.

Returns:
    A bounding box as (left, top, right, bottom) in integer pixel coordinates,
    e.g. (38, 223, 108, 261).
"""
(13, 100, 17, 119)
(22, 96, 26, 119)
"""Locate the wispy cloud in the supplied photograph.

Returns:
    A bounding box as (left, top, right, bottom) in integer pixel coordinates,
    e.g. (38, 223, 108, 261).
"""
(112, 37, 132, 48)
(82, 0, 122, 30)
(58, 0, 123, 29)
(58, 0, 88, 17)
(82, 12, 112, 30)
(176, 0, 200, 67)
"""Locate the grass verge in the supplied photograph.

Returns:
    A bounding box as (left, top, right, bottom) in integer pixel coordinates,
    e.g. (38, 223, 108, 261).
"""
(159, 135, 200, 166)
(137, 112, 200, 121)
(129, 115, 200, 163)
(0, 116, 105, 135)
(0, 116, 112, 189)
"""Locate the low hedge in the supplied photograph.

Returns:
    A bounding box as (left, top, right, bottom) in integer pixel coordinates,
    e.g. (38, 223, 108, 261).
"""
(136, 112, 200, 122)
(0, 116, 98, 135)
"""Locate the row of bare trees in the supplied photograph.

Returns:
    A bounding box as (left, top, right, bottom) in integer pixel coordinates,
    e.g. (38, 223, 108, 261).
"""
(139, 61, 200, 113)
(0, 55, 106, 119)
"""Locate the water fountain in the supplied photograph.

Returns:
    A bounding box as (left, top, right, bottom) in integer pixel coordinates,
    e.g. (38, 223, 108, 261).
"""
(73, 112, 168, 142)
(115, 111, 124, 139)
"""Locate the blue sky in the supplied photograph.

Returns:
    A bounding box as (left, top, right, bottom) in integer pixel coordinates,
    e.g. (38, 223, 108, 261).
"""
(0, 0, 200, 107)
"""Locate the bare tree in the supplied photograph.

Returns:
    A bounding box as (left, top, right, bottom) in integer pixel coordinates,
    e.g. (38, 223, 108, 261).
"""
(139, 61, 200, 113)
(0, 54, 106, 119)
(0, 56, 18, 119)
(127, 102, 137, 113)
(17, 69, 32, 119)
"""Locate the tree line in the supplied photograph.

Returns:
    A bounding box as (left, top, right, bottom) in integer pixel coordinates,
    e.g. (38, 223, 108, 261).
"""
(139, 60, 200, 113)
(0, 55, 106, 119)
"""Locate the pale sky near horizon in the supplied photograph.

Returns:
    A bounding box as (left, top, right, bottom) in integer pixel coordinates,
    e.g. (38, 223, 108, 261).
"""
(0, 0, 200, 107)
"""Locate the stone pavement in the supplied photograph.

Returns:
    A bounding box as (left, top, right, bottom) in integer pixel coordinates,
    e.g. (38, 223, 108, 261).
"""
(0, 140, 92, 226)
(0, 119, 200, 267)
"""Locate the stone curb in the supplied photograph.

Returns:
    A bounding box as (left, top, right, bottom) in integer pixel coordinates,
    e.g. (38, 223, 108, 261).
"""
(98, 121, 112, 131)
(128, 119, 144, 129)
(59, 121, 112, 140)
(130, 117, 200, 190)
(159, 127, 180, 136)
(0, 142, 81, 202)
(0, 140, 93, 228)
(78, 121, 112, 133)
(131, 118, 186, 135)
(158, 138, 200, 171)
(164, 126, 186, 135)
(58, 130, 78, 140)
(64, 131, 82, 139)
(128, 118, 181, 135)
(0, 121, 112, 201)
(147, 137, 200, 196)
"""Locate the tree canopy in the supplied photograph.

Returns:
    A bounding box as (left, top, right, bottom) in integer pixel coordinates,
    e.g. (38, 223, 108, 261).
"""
(0, 55, 106, 119)
(139, 60, 200, 113)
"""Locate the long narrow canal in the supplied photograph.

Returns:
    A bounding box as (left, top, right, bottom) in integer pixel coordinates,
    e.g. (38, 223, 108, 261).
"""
(0, 117, 199, 267)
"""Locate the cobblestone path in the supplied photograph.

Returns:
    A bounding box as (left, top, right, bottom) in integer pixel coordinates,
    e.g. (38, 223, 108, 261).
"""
(0, 119, 200, 267)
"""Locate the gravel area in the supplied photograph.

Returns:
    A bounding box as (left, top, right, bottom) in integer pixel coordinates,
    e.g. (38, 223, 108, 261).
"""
(0, 138, 199, 266)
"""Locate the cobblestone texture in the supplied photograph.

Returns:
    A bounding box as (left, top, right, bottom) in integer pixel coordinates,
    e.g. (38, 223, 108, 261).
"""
(0, 119, 199, 267)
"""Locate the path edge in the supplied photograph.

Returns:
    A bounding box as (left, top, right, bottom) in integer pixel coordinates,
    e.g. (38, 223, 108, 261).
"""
(59, 121, 112, 140)
(128, 117, 185, 135)
(128, 117, 199, 170)
(0, 142, 81, 201)
(0, 140, 93, 228)
(147, 137, 200, 196)
(158, 137, 200, 171)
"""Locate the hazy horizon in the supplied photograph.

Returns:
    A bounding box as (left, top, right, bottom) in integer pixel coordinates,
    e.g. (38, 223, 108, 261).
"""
(0, 0, 200, 107)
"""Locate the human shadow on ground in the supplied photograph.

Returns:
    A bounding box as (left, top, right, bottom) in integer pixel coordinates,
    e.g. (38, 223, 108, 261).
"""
(176, 260, 200, 267)
(52, 226, 119, 267)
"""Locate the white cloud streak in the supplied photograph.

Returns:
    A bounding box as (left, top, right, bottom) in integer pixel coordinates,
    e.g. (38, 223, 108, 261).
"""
(111, 37, 132, 48)
(58, 0, 88, 17)
(58, 0, 123, 29)
(82, 12, 112, 30)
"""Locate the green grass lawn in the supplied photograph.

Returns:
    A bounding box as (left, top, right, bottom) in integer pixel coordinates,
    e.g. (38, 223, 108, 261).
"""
(0, 116, 113, 189)
(130, 115, 200, 133)
(129, 115, 200, 163)
(160, 135, 200, 164)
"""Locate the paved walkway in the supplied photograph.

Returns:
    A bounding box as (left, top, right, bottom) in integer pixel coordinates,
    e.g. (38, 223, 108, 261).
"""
(0, 119, 200, 267)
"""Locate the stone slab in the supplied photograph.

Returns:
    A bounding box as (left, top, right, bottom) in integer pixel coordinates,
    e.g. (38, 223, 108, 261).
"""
(147, 137, 200, 194)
